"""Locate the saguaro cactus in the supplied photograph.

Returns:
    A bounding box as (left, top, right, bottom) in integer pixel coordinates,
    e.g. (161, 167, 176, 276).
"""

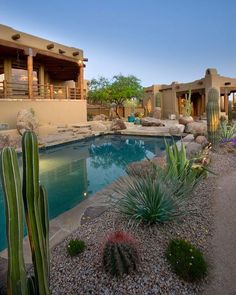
(206, 88, 220, 150)
(228, 100, 233, 123)
(0, 131, 50, 295)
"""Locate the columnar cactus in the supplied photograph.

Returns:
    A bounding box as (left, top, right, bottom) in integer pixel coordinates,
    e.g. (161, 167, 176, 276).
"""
(155, 92, 161, 107)
(0, 131, 50, 295)
(206, 88, 220, 150)
(102, 231, 139, 276)
(228, 100, 233, 123)
(0, 148, 28, 294)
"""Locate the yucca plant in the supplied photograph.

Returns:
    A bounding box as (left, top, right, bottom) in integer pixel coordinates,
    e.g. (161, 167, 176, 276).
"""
(219, 120, 236, 142)
(165, 140, 205, 183)
(116, 166, 197, 224)
(115, 141, 204, 224)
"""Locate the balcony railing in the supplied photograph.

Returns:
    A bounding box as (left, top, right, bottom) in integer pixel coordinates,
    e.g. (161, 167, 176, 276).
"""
(0, 81, 81, 100)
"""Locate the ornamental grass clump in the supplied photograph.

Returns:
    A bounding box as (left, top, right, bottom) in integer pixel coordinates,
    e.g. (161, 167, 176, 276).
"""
(67, 239, 86, 257)
(166, 239, 207, 282)
(102, 231, 139, 276)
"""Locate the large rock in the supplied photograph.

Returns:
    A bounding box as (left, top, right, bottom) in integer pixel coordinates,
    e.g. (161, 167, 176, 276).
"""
(179, 116, 194, 125)
(16, 109, 39, 135)
(93, 114, 108, 121)
(186, 142, 202, 159)
(195, 135, 209, 147)
(0, 135, 9, 149)
(169, 124, 185, 135)
(110, 118, 127, 131)
(141, 117, 165, 127)
(182, 134, 194, 142)
(153, 107, 161, 119)
(185, 121, 207, 135)
(91, 122, 108, 132)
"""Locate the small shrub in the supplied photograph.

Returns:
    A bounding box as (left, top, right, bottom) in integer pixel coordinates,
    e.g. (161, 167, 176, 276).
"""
(102, 231, 139, 276)
(166, 239, 207, 282)
(67, 239, 86, 256)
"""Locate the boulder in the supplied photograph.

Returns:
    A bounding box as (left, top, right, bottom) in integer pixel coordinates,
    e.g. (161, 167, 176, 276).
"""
(186, 142, 202, 159)
(169, 124, 185, 135)
(16, 109, 39, 135)
(141, 117, 165, 127)
(195, 135, 209, 147)
(0, 134, 9, 149)
(153, 107, 161, 119)
(185, 121, 207, 135)
(179, 116, 194, 125)
(110, 118, 127, 131)
(91, 122, 108, 132)
(93, 114, 108, 121)
(182, 134, 194, 142)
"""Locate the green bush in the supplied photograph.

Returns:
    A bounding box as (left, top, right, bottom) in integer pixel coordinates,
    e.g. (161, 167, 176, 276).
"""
(166, 239, 207, 281)
(102, 231, 139, 276)
(67, 239, 86, 256)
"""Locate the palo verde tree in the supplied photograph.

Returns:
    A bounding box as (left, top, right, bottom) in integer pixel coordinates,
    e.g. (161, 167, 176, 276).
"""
(88, 74, 144, 118)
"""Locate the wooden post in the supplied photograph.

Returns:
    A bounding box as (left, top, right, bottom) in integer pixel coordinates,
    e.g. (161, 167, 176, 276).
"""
(27, 48, 34, 99)
(3, 80, 7, 98)
(77, 61, 84, 100)
(65, 86, 69, 99)
(201, 94, 205, 114)
(50, 84, 54, 99)
(224, 89, 228, 114)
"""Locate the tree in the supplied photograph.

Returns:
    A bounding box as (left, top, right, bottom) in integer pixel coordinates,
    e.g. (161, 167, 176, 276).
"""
(87, 77, 110, 104)
(87, 74, 144, 117)
(109, 75, 144, 117)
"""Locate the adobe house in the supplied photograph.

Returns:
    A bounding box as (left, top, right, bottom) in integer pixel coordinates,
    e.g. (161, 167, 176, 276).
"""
(144, 69, 236, 119)
(0, 24, 88, 128)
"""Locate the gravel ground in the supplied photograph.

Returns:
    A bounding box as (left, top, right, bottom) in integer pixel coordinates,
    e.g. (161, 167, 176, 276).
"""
(49, 152, 234, 295)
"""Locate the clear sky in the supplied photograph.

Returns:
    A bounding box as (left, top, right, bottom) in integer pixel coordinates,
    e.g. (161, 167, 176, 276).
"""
(1, 0, 236, 86)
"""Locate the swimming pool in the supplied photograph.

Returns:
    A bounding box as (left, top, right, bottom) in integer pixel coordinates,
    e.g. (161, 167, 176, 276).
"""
(0, 135, 174, 251)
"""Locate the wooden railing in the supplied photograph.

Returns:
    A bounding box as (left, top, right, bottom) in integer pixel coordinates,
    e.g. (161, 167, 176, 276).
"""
(0, 81, 81, 100)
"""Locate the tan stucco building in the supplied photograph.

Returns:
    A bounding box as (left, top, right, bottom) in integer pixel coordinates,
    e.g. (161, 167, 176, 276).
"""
(0, 24, 88, 128)
(144, 69, 236, 119)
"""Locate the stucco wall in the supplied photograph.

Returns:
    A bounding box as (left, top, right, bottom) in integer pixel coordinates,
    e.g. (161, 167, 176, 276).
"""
(0, 99, 87, 128)
(161, 89, 175, 118)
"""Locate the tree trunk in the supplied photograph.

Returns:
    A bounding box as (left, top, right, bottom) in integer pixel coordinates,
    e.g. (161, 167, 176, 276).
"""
(115, 105, 121, 119)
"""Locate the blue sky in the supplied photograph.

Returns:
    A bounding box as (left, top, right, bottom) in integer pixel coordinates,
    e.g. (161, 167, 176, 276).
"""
(1, 0, 236, 86)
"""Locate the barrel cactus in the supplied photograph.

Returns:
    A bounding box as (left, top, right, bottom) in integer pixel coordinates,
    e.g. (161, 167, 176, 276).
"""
(102, 231, 139, 276)
(206, 88, 220, 150)
(0, 131, 50, 295)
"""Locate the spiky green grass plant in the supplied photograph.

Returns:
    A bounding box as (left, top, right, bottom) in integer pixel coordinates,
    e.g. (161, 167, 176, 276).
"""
(115, 140, 204, 224)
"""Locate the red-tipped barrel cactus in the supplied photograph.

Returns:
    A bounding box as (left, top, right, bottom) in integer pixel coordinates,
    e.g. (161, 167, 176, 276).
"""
(102, 231, 139, 276)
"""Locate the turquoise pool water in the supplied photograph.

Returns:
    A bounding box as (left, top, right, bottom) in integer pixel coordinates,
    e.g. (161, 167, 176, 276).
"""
(0, 135, 174, 251)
